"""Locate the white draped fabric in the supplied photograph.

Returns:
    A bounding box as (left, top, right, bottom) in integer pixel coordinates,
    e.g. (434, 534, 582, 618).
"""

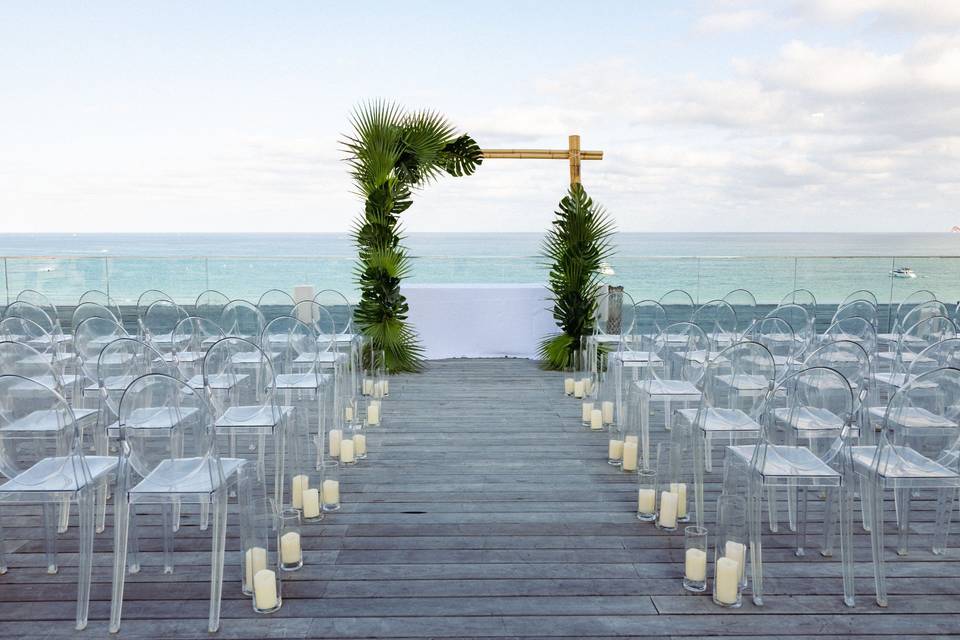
(403, 284, 556, 359)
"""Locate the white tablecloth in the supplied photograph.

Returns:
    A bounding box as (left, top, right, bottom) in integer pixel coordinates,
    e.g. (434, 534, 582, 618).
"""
(403, 284, 556, 359)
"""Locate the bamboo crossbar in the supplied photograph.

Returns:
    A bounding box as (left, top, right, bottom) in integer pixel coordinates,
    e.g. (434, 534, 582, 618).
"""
(480, 149, 603, 160)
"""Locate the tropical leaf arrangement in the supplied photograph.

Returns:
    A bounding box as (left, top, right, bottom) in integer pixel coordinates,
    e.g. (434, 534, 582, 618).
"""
(343, 101, 482, 372)
(538, 183, 616, 370)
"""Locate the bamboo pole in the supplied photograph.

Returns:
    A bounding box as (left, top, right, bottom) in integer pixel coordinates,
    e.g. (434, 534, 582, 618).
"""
(480, 149, 603, 160)
(568, 134, 581, 184)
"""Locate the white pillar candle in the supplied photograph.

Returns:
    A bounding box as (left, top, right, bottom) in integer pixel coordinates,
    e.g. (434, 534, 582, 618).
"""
(245, 546, 267, 589)
(715, 556, 740, 605)
(602, 401, 614, 424)
(573, 379, 585, 398)
(590, 408, 603, 430)
(322, 479, 340, 506)
(685, 547, 707, 581)
(622, 436, 639, 472)
(564, 377, 575, 394)
(367, 401, 380, 425)
(582, 377, 593, 395)
(608, 439, 623, 461)
(581, 401, 594, 422)
(253, 569, 278, 610)
(381, 380, 389, 395)
(637, 488, 656, 514)
(344, 406, 354, 422)
(670, 482, 688, 518)
(353, 434, 366, 456)
(362, 378, 374, 395)
(302, 488, 321, 519)
(280, 531, 301, 565)
(291, 474, 309, 509)
(340, 439, 355, 464)
(658, 491, 678, 529)
(328, 429, 342, 457)
(725, 540, 747, 581)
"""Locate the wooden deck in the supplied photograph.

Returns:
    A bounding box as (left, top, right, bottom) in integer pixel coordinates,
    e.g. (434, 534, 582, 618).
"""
(2, 358, 960, 638)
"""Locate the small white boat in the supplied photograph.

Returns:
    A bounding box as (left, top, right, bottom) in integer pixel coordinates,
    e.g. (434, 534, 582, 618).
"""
(890, 267, 917, 279)
(599, 262, 615, 276)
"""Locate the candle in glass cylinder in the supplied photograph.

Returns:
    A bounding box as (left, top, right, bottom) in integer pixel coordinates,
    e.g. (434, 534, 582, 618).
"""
(715, 557, 740, 605)
(322, 479, 340, 506)
(590, 408, 603, 430)
(658, 491, 678, 529)
(725, 540, 746, 580)
(344, 406, 353, 422)
(245, 546, 267, 589)
(362, 378, 374, 395)
(302, 488, 321, 519)
(280, 531, 301, 565)
(573, 379, 585, 398)
(353, 434, 367, 456)
(253, 569, 278, 610)
(622, 436, 639, 471)
(291, 474, 309, 509)
(637, 488, 656, 514)
(328, 429, 342, 457)
(581, 401, 594, 423)
(685, 547, 707, 581)
(367, 401, 380, 426)
(564, 377, 575, 395)
(582, 377, 593, 395)
(381, 380, 390, 395)
(608, 439, 623, 461)
(670, 482, 688, 518)
(340, 438, 355, 464)
(602, 401, 614, 424)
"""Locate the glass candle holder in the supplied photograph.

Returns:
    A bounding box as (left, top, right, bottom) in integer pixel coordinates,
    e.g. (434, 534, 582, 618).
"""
(636, 468, 657, 522)
(366, 399, 381, 427)
(278, 508, 303, 572)
(242, 499, 282, 613)
(717, 494, 749, 590)
(351, 422, 367, 460)
(563, 366, 575, 396)
(581, 400, 595, 428)
(298, 470, 324, 523)
(607, 419, 624, 466)
(343, 395, 357, 425)
(322, 461, 341, 512)
(683, 525, 708, 592)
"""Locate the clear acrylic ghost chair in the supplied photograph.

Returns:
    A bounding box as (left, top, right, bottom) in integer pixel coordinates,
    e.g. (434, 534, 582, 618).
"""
(79, 289, 124, 324)
(722, 288, 758, 340)
(170, 316, 225, 380)
(821, 316, 878, 356)
(671, 341, 774, 526)
(657, 289, 695, 326)
(0, 375, 117, 630)
(726, 366, 857, 607)
(290, 301, 342, 444)
(851, 367, 960, 607)
(875, 314, 955, 376)
(71, 301, 120, 333)
(74, 317, 129, 391)
(202, 337, 292, 509)
(257, 289, 297, 324)
(765, 304, 815, 359)
(691, 299, 738, 351)
(314, 289, 361, 393)
(109, 373, 249, 633)
(135, 289, 174, 334)
(220, 298, 266, 339)
(4, 301, 65, 355)
(0, 316, 73, 388)
(141, 299, 188, 351)
(15, 290, 67, 344)
(633, 322, 708, 469)
(842, 290, 879, 308)
(878, 290, 938, 345)
(831, 299, 879, 331)
(588, 288, 634, 369)
(612, 298, 663, 433)
(194, 289, 231, 324)
(779, 288, 817, 316)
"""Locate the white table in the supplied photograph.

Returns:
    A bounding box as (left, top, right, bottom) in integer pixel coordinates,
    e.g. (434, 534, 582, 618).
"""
(403, 284, 556, 359)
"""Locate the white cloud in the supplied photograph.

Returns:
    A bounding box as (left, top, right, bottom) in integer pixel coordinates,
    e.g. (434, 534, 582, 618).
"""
(796, 0, 960, 29)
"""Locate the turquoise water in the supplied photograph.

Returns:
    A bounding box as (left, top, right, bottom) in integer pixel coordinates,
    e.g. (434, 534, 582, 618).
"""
(0, 233, 958, 306)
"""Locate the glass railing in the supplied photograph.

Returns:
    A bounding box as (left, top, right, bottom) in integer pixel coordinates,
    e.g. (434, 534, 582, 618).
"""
(1, 255, 956, 311)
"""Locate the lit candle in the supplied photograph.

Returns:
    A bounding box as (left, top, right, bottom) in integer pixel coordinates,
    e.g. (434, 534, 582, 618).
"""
(564, 377, 575, 395)
(367, 401, 380, 425)
(622, 436, 639, 472)
(574, 379, 585, 398)
(253, 569, 278, 610)
(328, 429, 342, 458)
(302, 488, 321, 519)
(581, 401, 594, 423)
(685, 547, 707, 581)
(340, 439, 355, 464)
(322, 479, 340, 506)
(353, 434, 367, 456)
(590, 408, 603, 430)
(291, 474, 309, 509)
(658, 491, 678, 529)
(608, 439, 623, 461)
(715, 557, 740, 605)
(670, 482, 688, 519)
(725, 540, 746, 581)
(363, 378, 374, 395)
(602, 401, 614, 424)
(637, 488, 656, 514)
(280, 531, 301, 565)
(344, 406, 354, 422)
(245, 546, 267, 589)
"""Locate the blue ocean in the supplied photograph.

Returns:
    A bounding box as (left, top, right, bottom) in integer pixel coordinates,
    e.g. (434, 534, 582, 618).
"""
(0, 233, 958, 306)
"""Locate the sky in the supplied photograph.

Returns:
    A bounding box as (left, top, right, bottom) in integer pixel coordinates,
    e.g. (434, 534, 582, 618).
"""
(1, 0, 959, 233)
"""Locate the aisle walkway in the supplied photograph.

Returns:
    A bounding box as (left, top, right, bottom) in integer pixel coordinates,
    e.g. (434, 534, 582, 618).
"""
(1, 359, 959, 637)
